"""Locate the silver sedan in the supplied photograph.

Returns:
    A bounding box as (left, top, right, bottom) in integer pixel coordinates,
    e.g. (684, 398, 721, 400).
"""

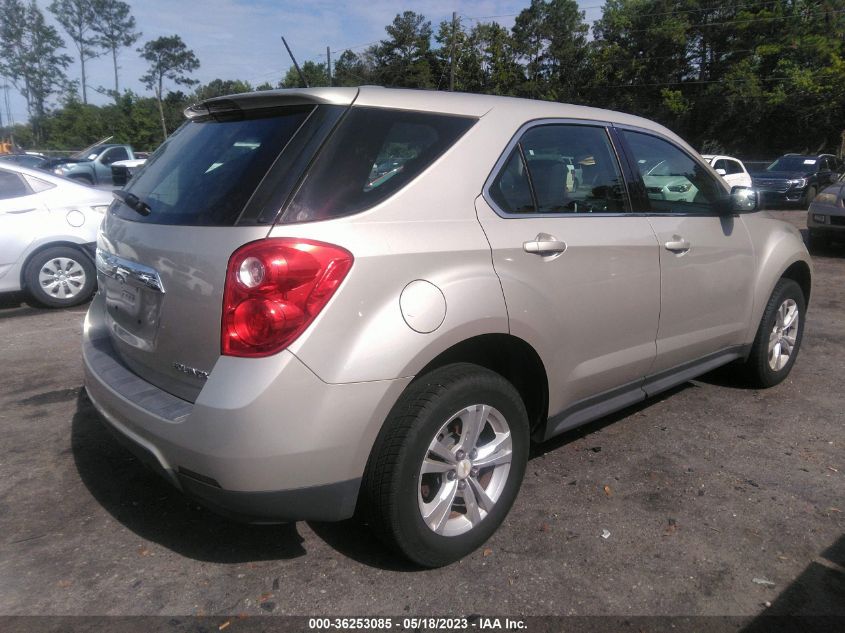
(0, 162, 112, 307)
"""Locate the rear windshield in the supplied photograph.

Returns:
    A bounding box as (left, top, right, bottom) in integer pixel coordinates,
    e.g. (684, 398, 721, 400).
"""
(112, 106, 313, 225)
(281, 107, 476, 223)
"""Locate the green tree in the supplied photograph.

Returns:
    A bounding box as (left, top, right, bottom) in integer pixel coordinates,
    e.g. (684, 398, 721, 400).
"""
(139, 35, 199, 141)
(194, 78, 253, 101)
(333, 50, 374, 86)
(48, 0, 98, 104)
(510, 0, 590, 101)
(371, 11, 435, 88)
(281, 60, 329, 88)
(0, 0, 71, 142)
(91, 0, 141, 98)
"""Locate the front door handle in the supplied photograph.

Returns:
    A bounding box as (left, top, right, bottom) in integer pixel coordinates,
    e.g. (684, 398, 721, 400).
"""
(8, 208, 36, 214)
(664, 236, 690, 253)
(523, 233, 567, 255)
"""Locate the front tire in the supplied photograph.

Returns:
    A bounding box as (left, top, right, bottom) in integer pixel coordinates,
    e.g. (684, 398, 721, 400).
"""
(803, 186, 817, 208)
(24, 246, 96, 308)
(361, 363, 529, 568)
(738, 278, 805, 388)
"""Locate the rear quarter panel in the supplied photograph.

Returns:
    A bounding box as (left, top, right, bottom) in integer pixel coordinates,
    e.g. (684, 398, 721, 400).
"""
(276, 112, 520, 384)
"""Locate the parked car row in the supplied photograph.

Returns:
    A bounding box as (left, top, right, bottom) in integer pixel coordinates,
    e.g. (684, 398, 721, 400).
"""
(0, 143, 148, 187)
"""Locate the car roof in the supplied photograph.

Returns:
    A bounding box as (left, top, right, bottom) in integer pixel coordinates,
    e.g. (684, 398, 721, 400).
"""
(197, 86, 694, 154)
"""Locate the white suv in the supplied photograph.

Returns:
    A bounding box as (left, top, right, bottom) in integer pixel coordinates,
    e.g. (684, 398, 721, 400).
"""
(84, 88, 811, 567)
(702, 154, 752, 188)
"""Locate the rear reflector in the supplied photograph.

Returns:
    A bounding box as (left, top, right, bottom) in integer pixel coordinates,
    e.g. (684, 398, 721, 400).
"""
(222, 238, 353, 357)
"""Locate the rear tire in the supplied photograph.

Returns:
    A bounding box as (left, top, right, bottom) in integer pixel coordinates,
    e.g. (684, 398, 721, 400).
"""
(360, 363, 529, 568)
(737, 278, 805, 388)
(24, 246, 96, 308)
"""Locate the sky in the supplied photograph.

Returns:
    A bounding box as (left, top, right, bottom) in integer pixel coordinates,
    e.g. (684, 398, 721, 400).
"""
(1, 0, 604, 129)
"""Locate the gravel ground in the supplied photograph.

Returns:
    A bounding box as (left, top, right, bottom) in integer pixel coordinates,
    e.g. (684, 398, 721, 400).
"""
(0, 210, 842, 619)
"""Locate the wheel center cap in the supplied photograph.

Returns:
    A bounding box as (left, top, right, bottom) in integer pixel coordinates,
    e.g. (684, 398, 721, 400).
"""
(456, 459, 472, 480)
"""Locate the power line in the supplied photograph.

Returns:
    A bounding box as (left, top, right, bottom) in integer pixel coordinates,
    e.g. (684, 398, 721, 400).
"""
(603, 74, 795, 87)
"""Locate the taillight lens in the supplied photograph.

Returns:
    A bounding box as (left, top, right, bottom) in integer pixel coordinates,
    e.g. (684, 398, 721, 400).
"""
(222, 238, 353, 357)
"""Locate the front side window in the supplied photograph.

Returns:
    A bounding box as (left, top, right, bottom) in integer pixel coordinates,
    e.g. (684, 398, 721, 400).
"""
(726, 160, 744, 175)
(621, 130, 724, 214)
(0, 169, 31, 201)
(283, 107, 476, 223)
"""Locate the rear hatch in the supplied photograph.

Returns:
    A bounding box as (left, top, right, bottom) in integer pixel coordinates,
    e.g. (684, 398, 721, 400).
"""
(95, 89, 356, 402)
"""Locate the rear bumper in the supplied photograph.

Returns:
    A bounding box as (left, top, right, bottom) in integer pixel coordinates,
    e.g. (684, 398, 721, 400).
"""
(82, 293, 411, 523)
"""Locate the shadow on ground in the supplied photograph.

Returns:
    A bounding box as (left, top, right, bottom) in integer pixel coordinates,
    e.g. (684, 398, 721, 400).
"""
(71, 390, 307, 564)
(741, 533, 845, 632)
(72, 382, 710, 570)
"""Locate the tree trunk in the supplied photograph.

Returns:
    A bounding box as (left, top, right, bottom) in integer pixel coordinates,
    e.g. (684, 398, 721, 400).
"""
(81, 53, 87, 104)
(112, 47, 119, 97)
(156, 81, 167, 141)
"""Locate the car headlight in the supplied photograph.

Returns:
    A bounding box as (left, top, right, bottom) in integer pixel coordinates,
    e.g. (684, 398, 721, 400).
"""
(91, 204, 109, 214)
(788, 178, 807, 188)
(814, 192, 838, 205)
(667, 183, 692, 193)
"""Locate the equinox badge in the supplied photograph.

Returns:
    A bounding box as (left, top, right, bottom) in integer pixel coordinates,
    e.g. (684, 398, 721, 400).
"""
(173, 362, 209, 381)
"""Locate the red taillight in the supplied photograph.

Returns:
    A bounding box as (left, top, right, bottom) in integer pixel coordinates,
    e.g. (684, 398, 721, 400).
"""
(222, 238, 353, 357)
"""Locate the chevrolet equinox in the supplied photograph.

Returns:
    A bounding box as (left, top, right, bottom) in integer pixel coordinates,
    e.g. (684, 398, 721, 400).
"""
(83, 87, 811, 567)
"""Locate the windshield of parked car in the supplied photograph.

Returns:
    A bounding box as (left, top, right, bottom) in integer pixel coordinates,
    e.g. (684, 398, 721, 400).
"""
(111, 105, 313, 226)
(767, 156, 816, 172)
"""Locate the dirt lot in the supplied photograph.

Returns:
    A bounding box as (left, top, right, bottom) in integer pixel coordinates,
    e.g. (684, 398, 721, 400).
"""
(0, 210, 842, 620)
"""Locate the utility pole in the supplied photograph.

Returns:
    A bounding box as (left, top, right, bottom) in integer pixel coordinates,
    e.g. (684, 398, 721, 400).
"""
(282, 37, 309, 88)
(326, 46, 332, 87)
(449, 11, 457, 92)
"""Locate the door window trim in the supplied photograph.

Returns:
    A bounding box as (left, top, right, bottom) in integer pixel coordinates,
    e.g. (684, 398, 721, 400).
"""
(482, 118, 633, 219)
(611, 123, 733, 218)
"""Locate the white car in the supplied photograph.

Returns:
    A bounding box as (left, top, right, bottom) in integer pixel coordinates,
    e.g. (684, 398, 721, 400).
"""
(0, 163, 112, 307)
(702, 154, 752, 188)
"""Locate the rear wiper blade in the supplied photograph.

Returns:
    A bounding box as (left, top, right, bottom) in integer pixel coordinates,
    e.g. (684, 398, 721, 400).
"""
(113, 190, 151, 217)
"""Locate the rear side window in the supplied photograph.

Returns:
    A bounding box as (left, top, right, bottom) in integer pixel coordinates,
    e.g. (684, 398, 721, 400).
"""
(113, 106, 313, 225)
(489, 149, 534, 213)
(0, 169, 31, 200)
(282, 107, 476, 223)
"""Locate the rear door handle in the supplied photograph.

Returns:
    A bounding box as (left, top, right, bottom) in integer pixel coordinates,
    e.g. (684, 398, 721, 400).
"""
(664, 237, 690, 253)
(523, 233, 567, 255)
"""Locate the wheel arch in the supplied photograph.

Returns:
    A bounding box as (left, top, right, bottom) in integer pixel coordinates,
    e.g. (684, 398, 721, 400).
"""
(780, 259, 812, 306)
(413, 333, 549, 437)
(19, 239, 93, 290)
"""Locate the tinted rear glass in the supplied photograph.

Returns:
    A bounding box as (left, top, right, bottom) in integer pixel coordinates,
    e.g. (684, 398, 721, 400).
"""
(112, 106, 313, 226)
(281, 107, 476, 223)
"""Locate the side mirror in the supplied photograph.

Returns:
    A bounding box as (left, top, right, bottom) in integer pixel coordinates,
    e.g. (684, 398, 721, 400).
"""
(715, 168, 727, 176)
(731, 186, 758, 213)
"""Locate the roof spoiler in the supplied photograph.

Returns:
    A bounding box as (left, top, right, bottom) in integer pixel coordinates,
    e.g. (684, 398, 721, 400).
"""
(184, 87, 359, 120)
